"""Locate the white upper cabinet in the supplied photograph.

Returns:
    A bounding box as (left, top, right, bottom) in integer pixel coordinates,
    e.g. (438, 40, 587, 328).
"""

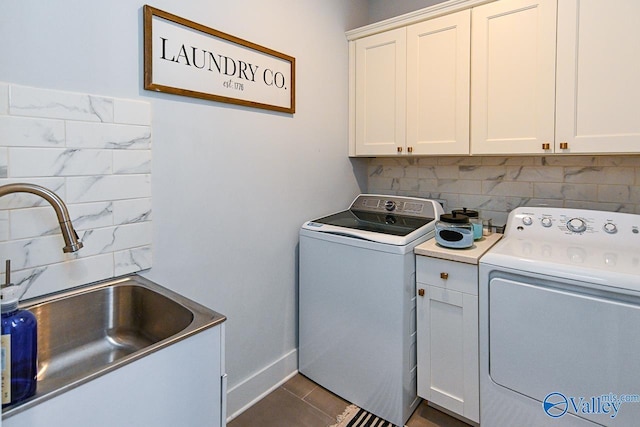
(350, 11, 471, 156)
(470, 0, 557, 155)
(354, 28, 407, 156)
(349, 0, 640, 156)
(555, 0, 640, 154)
(407, 10, 471, 155)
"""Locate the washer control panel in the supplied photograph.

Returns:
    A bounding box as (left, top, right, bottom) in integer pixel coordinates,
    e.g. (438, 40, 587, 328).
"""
(508, 207, 640, 240)
(352, 194, 444, 219)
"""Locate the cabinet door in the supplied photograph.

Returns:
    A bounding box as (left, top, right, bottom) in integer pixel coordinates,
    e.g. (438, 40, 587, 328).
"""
(471, 0, 557, 155)
(354, 28, 407, 156)
(407, 10, 470, 155)
(416, 285, 479, 423)
(556, 0, 640, 154)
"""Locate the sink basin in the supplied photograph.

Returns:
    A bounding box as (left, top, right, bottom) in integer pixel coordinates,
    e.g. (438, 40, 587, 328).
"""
(3, 274, 225, 418)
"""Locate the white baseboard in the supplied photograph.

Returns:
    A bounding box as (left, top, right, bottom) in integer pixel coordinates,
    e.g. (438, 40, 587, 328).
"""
(226, 348, 298, 422)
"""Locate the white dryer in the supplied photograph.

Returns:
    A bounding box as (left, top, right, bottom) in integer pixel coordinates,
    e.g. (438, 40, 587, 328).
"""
(480, 207, 640, 426)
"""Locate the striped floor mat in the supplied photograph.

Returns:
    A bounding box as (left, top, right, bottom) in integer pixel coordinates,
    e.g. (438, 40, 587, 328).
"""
(330, 404, 401, 427)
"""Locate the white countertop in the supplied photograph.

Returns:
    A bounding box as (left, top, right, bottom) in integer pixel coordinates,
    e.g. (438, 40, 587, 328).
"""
(415, 233, 502, 264)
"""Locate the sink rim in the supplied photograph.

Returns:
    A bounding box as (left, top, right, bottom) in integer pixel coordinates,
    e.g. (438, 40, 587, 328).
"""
(2, 274, 226, 419)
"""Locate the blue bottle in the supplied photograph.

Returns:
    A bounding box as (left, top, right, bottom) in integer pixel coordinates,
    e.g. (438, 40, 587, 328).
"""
(1, 263, 37, 408)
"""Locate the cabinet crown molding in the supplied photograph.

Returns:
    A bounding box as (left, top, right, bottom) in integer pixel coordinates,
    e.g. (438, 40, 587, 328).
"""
(346, 0, 495, 41)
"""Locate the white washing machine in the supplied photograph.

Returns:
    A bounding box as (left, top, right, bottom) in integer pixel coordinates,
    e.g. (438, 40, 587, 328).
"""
(299, 194, 443, 426)
(480, 207, 640, 426)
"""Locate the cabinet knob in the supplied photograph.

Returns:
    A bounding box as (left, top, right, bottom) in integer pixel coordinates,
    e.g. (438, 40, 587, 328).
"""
(440, 272, 449, 280)
(560, 142, 569, 149)
(418, 288, 425, 297)
(542, 143, 550, 150)
(407, 146, 413, 153)
(397, 146, 403, 153)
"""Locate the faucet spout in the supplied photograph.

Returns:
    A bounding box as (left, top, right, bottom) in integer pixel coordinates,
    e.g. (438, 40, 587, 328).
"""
(0, 183, 83, 253)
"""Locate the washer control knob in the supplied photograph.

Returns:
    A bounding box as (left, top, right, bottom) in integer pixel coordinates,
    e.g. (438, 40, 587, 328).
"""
(384, 200, 396, 211)
(522, 216, 533, 226)
(603, 222, 618, 234)
(567, 218, 587, 233)
(541, 217, 553, 228)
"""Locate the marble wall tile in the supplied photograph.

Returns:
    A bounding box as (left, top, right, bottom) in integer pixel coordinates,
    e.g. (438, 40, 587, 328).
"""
(10, 148, 112, 177)
(459, 165, 506, 181)
(368, 176, 399, 193)
(437, 156, 482, 166)
(541, 156, 598, 167)
(414, 192, 455, 212)
(0, 234, 72, 271)
(114, 246, 152, 276)
(533, 183, 598, 201)
(415, 157, 438, 167)
(2, 82, 152, 298)
(18, 254, 115, 300)
(0, 211, 8, 241)
(0, 177, 66, 209)
(458, 194, 507, 212)
(597, 185, 636, 203)
(398, 177, 419, 192)
(507, 166, 563, 182)
(632, 187, 640, 207)
(436, 179, 482, 194)
(482, 180, 533, 197)
(0, 116, 65, 147)
(113, 198, 152, 225)
(113, 150, 152, 174)
(505, 197, 535, 210)
(66, 174, 151, 203)
(481, 156, 537, 166)
(367, 155, 640, 224)
(595, 156, 640, 167)
(77, 223, 151, 258)
(10, 85, 114, 122)
(521, 198, 564, 208)
(10, 206, 64, 239)
(564, 167, 635, 185)
(67, 202, 114, 231)
(417, 165, 458, 179)
(66, 122, 151, 149)
(416, 178, 438, 193)
(0, 148, 7, 178)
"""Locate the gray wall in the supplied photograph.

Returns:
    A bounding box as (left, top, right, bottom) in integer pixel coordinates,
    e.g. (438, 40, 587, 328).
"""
(0, 0, 369, 418)
(367, 0, 447, 23)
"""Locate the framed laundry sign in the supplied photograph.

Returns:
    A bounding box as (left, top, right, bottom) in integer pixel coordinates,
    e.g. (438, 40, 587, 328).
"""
(143, 5, 295, 113)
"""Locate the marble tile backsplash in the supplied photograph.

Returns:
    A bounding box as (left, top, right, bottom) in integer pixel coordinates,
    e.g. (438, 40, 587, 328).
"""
(368, 156, 640, 226)
(0, 82, 152, 299)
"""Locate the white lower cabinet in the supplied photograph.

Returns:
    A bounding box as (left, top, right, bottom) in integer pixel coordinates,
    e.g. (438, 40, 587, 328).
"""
(3, 324, 226, 427)
(416, 256, 479, 423)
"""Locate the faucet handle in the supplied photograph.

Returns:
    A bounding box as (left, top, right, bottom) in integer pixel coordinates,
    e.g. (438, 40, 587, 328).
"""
(3, 259, 10, 290)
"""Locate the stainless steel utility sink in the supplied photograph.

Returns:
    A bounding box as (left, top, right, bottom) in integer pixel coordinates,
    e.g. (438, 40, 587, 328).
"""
(3, 274, 225, 418)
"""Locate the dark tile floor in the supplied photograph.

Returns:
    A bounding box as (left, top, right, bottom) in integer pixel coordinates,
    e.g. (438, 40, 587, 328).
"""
(228, 374, 471, 427)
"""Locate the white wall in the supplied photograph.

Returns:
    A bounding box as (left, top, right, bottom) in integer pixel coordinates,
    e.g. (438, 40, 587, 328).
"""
(0, 0, 369, 418)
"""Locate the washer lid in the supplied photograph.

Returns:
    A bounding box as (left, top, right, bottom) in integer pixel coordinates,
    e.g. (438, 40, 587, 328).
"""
(302, 194, 444, 246)
(310, 209, 432, 237)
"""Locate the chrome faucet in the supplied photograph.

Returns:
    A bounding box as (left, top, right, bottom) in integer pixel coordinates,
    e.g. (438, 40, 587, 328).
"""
(0, 183, 83, 253)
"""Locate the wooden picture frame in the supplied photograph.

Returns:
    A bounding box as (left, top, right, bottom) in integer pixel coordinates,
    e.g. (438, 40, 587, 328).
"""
(143, 5, 295, 114)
